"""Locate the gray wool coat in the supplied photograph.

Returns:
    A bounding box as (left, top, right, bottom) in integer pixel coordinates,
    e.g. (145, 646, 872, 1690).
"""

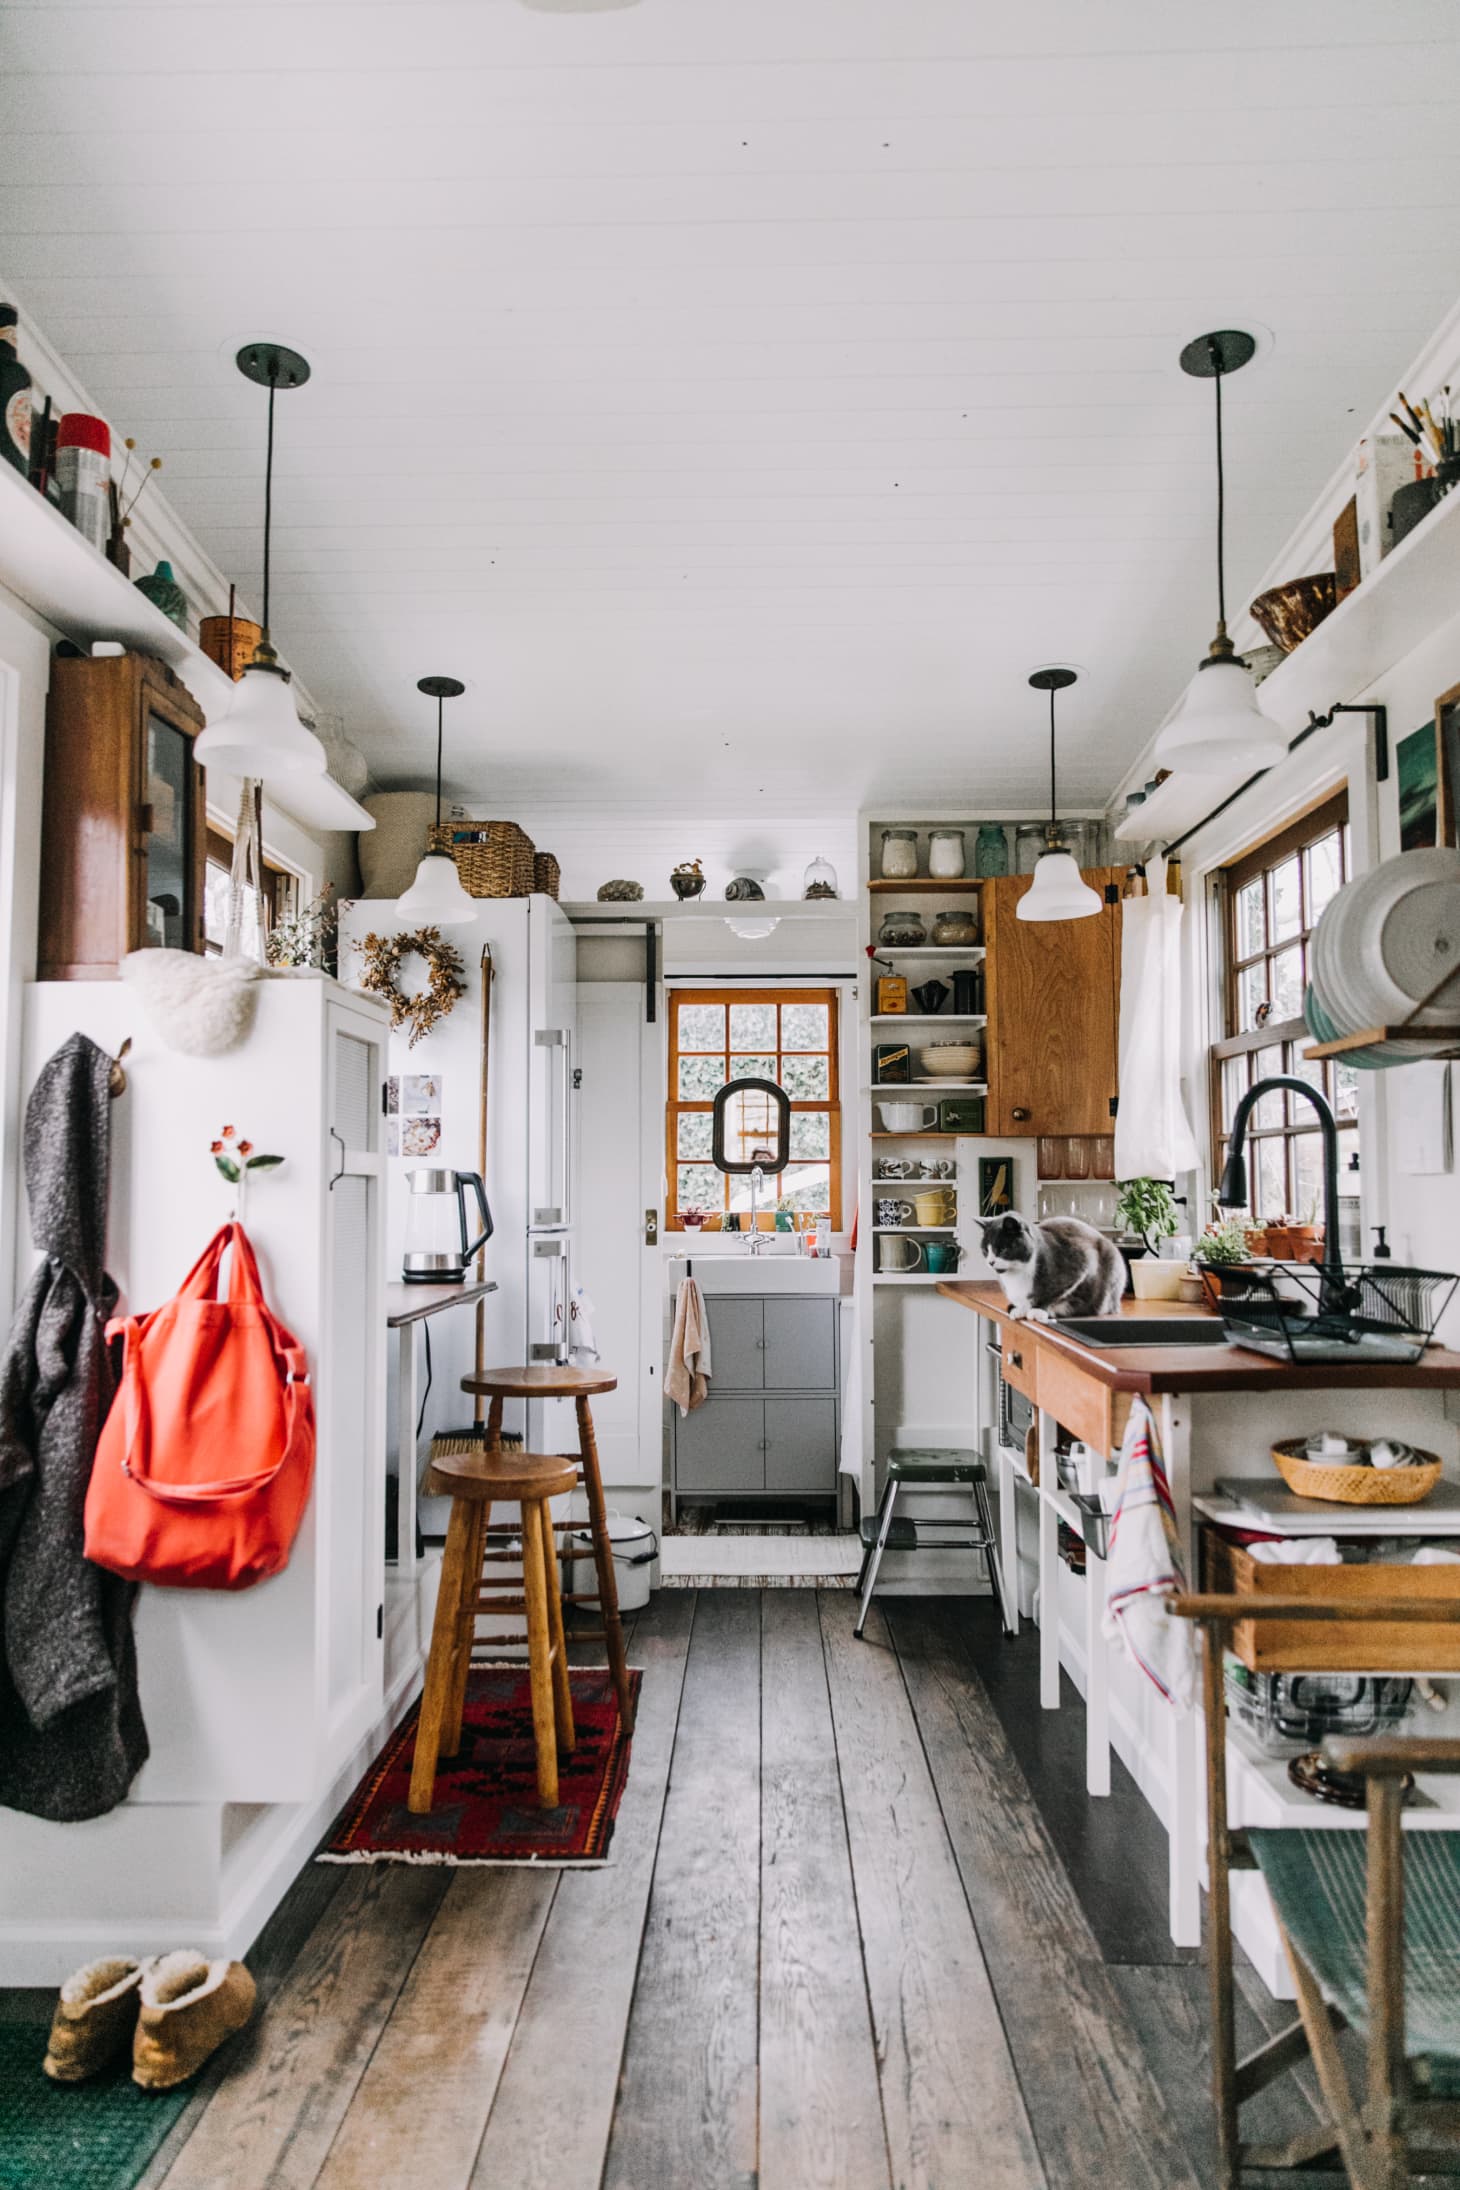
(0, 1032, 148, 1821)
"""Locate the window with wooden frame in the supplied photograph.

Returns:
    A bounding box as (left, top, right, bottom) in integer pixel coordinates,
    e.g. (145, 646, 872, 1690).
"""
(1210, 791, 1359, 1224)
(668, 989, 841, 1231)
(203, 822, 294, 956)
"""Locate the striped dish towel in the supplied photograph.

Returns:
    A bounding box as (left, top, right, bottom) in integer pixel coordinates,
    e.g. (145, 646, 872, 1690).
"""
(1102, 1398, 1195, 1711)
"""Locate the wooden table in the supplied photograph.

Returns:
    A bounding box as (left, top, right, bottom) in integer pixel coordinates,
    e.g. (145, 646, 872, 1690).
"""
(935, 1279, 1460, 1956)
(386, 1280, 497, 1585)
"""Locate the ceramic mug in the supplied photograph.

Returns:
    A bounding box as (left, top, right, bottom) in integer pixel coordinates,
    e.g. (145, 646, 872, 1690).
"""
(877, 1101, 939, 1133)
(878, 1159, 912, 1179)
(877, 1234, 924, 1272)
(923, 1239, 963, 1275)
(914, 1187, 956, 1226)
(876, 1198, 915, 1227)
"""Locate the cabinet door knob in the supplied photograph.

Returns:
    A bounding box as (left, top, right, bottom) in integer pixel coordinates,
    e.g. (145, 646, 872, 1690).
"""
(755, 1337, 766, 1349)
(1011, 1106, 1031, 1121)
(1008, 1349, 1022, 1369)
(759, 1438, 769, 1450)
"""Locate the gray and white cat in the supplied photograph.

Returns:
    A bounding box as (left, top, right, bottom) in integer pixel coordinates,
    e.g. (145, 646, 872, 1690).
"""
(976, 1212, 1124, 1321)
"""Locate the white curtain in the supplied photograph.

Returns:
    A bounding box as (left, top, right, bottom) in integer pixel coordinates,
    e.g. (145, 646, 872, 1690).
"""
(1114, 860, 1199, 1183)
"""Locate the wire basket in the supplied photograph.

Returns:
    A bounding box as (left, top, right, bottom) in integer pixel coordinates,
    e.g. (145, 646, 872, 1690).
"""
(1218, 1259, 1457, 1367)
(1224, 1660, 1414, 1756)
(428, 820, 536, 898)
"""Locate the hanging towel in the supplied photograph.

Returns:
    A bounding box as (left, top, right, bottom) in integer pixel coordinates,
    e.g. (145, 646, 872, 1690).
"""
(569, 1287, 600, 1364)
(1102, 1398, 1195, 1711)
(1113, 861, 1199, 1184)
(666, 1277, 712, 1416)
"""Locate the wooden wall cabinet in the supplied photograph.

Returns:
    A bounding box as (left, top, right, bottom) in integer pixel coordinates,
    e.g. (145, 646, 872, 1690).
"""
(40, 650, 207, 979)
(985, 865, 1125, 1136)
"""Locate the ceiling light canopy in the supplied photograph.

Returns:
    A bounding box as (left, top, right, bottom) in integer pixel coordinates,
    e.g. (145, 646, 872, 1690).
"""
(1154, 330, 1289, 777)
(1018, 668, 1102, 923)
(396, 677, 477, 926)
(194, 343, 326, 781)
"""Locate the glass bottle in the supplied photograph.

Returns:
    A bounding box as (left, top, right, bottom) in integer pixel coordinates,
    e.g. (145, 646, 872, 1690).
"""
(974, 824, 1009, 877)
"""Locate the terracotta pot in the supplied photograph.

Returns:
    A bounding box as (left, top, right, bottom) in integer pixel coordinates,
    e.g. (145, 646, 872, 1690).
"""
(358, 791, 436, 898)
(1245, 1228, 1271, 1257)
(1264, 1226, 1294, 1260)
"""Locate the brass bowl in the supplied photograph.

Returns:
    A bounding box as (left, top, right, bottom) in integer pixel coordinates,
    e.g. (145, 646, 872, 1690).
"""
(1248, 573, 1338, 654)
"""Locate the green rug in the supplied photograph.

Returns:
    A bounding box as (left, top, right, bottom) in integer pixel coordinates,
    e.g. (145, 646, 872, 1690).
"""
(0, 2022, 188, 2190)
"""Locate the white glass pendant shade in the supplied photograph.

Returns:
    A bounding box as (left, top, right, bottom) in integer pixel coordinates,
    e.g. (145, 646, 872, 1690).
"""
(396, 852, 476, 926)
(725, 915, 780, 940)
(194, 657, 326, 778)
(1154, 653, 1289, 775)
(1017, 848, 1102, 922)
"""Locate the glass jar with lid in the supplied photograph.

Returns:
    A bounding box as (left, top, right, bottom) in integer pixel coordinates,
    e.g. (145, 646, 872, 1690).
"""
(974, 824, 1009, 877)
(1014, 823, 1047, 874)
(927, 828, 966, 879)
(931, 906, 979, 948)
(877, 907, 927, 948)
(879, 827, 920, 880)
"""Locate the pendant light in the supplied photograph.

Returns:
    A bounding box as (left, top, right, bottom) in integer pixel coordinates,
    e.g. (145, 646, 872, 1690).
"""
(1154, 330, 1288, 776)
(194, 343, 326, 779)
(396, 676, 477, 925)
(1017, 668, 1101, 923)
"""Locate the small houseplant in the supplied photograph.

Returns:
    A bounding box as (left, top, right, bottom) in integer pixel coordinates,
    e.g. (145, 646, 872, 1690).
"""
(1115, 1177, 1180, 1257)
(1195, 1208, 1255, 1306)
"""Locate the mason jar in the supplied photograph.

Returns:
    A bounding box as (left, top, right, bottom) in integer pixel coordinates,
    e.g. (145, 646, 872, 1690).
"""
(974, 824, 1009, 876)
(879, 827, 920, 879)
(927, 828, 966, 878)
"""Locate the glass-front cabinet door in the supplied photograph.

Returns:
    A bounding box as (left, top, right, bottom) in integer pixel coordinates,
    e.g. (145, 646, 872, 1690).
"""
(141, 709, 194, 950)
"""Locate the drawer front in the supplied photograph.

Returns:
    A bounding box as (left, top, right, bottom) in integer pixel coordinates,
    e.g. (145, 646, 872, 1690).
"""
(999, 1330, 1038, 1405)
(1201, 1528, 1460, 1673)
(699, 1297, 765, 1389)
(674, 1396, 765, 1493)
(1034, 1347, 1115, 1457)
(764, 1298, 837, 1391)
(764, 1397, 838, 1495)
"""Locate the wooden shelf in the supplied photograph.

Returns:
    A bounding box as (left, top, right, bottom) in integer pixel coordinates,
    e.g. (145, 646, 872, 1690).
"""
(867, 1081, 986, 1094)
(872, 1223, 957, 1234)
(869, 946, 985, 961)
(867, 877, 983, 893)
(870, 1013, 986, 1026)
(1303, 1025, 1460, 1061)
(872, 1272, 954, 1285)
(870, 1130, 969, 1139)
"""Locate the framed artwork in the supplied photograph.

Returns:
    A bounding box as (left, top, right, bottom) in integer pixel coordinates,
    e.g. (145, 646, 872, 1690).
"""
(978, 1156, 1014, 1218)
(1397, 720, 1438, 852)
(1436, 681, 1460, 847)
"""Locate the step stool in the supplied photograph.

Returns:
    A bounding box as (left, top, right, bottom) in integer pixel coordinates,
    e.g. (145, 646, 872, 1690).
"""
(854, 1447, 1014, 1639)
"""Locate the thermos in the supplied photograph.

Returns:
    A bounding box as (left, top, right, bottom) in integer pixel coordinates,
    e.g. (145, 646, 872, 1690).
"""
(952, 967, 984, 1015)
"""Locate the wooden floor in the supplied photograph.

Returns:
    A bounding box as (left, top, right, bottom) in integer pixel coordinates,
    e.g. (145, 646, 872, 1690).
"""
(8, 1590, 1348, 2189)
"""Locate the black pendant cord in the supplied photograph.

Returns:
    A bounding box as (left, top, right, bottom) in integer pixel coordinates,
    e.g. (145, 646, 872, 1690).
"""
(1048, 685, 1058, 832)
(1211, 334, 1227, 638)
(262, 362, 277, 634)
(434, 696, 444, 831)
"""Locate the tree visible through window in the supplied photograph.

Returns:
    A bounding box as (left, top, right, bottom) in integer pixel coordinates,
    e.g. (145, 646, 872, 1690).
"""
(668, 989, 841, 1231)
(1211, 793, 1358, 1224)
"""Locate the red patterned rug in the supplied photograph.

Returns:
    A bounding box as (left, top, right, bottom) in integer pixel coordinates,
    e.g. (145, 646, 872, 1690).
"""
(320, 1666, 642, 1867)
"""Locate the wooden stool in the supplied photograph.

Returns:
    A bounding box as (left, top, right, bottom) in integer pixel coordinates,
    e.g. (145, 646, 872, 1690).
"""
(408, 1450, 578, 1814)
(460, 1363, 635, 1732)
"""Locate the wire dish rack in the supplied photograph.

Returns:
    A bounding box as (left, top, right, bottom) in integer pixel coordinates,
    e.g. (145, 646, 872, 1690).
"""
(1224, 1662, 1414, 1756)
(1217, 1261, 1457, 1367)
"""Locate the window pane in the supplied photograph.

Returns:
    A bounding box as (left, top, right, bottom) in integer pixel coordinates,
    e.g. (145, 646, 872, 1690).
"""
(677, 1003, 725, 1051)
(1238, 960, 1270, 1032)
(677, 1112, 714, 1159)
(1334, 1061, 1359, 1119)
(1255, 1136, 1286, 1222)
(728, 1001, 775, 1050)
(1292, 1133, 1324, 1228)
(790, 1112, 831, 1159)
(1221, 1055, 1247, 1133)
(730, 1054, 776, 1083)
(677, 1165, 722, 1213)
(1269, 945, 1304, 1022)
(1254, 1047, 1284, 1127)
(1270, 854, 1302, 942)
(1306, 832, 1344, 924)
(1286, 1041, 1325, 1105)
(777, 1166, 831, 1216)
(781, 1002, 829, 1051)
(204, 860, 231, 952)
(780, 1053, 830, 1100)
(1236, 877, 1266, 958)
(678, 1054, 726, 1100)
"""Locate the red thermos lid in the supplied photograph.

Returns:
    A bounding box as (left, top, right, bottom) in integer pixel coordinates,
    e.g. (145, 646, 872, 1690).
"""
(57, 412, 110, 457)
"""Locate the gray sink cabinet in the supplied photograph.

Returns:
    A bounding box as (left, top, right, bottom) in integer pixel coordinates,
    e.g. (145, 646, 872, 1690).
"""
(669, 1292, 840, 1521)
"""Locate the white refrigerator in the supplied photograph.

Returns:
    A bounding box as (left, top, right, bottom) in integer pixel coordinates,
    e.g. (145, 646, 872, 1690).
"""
(339, 893, 578, 1534)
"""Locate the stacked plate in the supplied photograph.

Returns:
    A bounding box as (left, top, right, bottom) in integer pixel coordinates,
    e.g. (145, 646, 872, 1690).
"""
(1307, 847, 1460, 1068)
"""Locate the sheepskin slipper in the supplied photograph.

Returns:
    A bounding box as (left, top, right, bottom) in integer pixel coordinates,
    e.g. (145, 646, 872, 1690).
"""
(43, 1955, 143, 2082)
(121, 949, 259, 1057)
(132, 1951, 257, 2091)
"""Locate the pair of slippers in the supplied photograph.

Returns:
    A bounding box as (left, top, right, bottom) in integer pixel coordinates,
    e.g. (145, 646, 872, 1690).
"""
(44, 1952, 256, 2092)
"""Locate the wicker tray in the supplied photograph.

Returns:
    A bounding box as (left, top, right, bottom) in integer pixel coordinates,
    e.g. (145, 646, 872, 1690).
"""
(428, 820, 535, 897)
(533, 852, 561, 899)
(1271, 1437, 1442, 1506)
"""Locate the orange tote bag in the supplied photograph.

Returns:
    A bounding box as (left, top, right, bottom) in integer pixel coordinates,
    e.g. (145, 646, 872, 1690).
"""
(85, 1223, 315, 1590)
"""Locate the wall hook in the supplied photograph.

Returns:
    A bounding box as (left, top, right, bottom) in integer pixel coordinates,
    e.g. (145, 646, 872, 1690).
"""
(107, 1037, 132, 1098)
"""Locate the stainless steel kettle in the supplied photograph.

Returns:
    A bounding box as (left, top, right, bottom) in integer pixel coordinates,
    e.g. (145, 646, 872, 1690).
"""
(401, 1168, 493, 1284)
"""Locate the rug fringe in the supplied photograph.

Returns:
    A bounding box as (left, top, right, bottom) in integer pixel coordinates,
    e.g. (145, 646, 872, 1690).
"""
(316, 1851, 610, 1869)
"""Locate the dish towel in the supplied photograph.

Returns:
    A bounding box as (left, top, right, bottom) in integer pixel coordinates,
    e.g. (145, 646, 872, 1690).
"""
(1102, 1398, 1195, 1711)
(666, 1277, 712, 1417)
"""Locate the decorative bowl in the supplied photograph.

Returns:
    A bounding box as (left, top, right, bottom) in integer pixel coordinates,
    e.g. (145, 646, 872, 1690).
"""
(1248, 573, 1338, 654)
(918, 1044, 982, 1078)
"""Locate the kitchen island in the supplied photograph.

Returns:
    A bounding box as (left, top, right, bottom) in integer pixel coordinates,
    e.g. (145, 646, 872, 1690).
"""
(937, 1280, 1460, 1971)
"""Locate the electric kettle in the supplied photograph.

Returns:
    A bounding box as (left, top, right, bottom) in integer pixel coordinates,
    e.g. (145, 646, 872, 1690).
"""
(402, 1168, 493, 1284)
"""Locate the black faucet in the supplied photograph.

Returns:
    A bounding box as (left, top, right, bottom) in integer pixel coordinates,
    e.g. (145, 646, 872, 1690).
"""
(1218, 1075, 1346, 1310)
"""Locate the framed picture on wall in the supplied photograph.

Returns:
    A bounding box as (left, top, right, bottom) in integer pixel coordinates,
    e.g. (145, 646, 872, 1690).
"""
(978, 1156, 1014, 1218)
(1397, 720, 1439, 851)
(1436, 681, 1460, 847)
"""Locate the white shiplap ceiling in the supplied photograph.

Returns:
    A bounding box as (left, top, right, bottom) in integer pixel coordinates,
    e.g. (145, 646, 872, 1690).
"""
(4, 0, 1460, 820)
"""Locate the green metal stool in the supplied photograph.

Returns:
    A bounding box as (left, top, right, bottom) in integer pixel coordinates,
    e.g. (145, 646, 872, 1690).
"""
(854, 1448, 1013, 1639)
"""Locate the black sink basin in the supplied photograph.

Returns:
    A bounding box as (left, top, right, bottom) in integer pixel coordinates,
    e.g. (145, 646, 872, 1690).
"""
(1054, 1316, 1232, 1349)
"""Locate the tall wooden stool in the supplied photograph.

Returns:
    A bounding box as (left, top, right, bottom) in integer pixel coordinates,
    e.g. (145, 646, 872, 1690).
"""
(460, 1364, 635, 1732)
(409, 1450, 578, 1814)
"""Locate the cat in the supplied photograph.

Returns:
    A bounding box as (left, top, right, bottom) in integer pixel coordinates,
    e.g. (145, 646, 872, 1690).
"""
(976, 1212, 1125, 1321)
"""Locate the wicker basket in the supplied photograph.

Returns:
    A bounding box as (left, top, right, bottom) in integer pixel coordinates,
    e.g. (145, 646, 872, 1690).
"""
(427, 820, 536, 898)
(1271, 1437, 1442, 1506)
(533, 852, 561, 899)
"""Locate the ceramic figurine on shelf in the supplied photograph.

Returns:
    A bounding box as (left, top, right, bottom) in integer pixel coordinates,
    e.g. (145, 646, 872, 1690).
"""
(724, 875, 765, 900)
(135, 559, 188, 629)
(670, 860, 706, 900)
(596, 879, 645, 902)
(803, 856, 839, 899)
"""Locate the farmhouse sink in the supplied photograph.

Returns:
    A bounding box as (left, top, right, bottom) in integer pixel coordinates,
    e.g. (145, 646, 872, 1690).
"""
(1053, 1316, 1231, 1348)
(669, 1253, 851, 1295)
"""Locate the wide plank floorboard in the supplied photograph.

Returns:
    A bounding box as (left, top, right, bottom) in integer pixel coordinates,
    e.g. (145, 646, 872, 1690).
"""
(469, 1591, 695, 2190)
(760, 1591, 891, 2190)
(601, 1588, 762, 2190)
(819, 1593, 1047, 2190)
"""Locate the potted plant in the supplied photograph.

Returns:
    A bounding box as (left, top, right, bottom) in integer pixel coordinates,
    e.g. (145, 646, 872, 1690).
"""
(1195, 1209, 1256, 1306)
(1115, 1177, 1187, 1300)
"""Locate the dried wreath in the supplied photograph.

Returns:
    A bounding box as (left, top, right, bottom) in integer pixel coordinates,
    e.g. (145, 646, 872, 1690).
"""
(358, 926, 466, 1047)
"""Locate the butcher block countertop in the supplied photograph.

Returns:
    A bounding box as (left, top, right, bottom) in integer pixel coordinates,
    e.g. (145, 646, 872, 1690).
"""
(935, 1281, 1460, 1395)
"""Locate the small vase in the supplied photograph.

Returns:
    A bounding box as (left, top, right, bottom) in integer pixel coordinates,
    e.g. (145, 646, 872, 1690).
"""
(135, 558, 188, 629)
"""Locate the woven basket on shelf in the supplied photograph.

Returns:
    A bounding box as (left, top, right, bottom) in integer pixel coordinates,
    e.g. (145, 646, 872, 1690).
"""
(533, 852, 561, 899)
(1271, 1437, 1442, 1506)
(427, 820, 536, 898)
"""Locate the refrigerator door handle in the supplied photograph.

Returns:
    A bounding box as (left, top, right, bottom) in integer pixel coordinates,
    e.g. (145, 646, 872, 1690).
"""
(530, 1234, 569, 1363)
(533, 1027, 571, 1228)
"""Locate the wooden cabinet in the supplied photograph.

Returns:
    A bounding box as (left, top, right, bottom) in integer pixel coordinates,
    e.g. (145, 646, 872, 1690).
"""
(40, 650, 207, 979)
(985, 865, 1125, 1136)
